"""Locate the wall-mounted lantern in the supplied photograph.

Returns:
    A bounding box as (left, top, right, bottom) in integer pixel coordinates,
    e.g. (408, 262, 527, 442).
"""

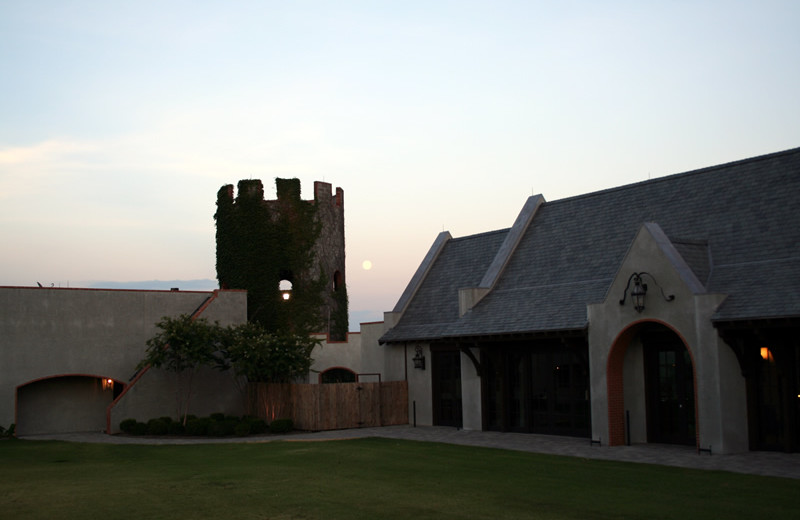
(412, 346, 426, 370)
(619, 271, 674, 313)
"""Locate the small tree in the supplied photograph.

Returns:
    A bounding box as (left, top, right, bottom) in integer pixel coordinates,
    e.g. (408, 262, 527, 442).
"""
(138, 315, 227, 425)
(225, 322, 318, 383)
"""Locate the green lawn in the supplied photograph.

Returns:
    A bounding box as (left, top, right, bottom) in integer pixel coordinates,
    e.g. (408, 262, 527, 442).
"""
(1, 437, 797, 519)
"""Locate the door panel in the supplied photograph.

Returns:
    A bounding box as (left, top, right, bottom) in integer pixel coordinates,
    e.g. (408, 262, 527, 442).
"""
(433, 350, 462, 427)
(643, 330, 696, 445)
(483, 343, 590, 437)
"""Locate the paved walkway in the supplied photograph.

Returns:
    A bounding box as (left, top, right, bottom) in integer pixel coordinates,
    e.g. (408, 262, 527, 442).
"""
(21, 425, 800, 480)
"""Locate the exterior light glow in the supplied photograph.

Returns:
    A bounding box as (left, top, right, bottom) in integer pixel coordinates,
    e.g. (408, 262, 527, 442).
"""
(279, 279, 292, 301)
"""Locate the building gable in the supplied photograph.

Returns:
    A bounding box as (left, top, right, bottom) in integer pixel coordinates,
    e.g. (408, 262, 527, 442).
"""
(382, 147, 800, 343)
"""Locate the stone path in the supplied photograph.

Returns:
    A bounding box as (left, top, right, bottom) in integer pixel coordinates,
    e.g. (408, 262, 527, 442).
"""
(20, 425, 800, 480)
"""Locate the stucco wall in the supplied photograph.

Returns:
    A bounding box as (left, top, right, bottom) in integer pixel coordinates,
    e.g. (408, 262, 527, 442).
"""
(406, 343, 433, 426)
(309, 333, 363, 382)
(461, 347, 482, 430)
(308, 321, 408, 384)
(0, 287, 247, 434)
(622, 339, 646, 443)
(587, 225, 747, 453)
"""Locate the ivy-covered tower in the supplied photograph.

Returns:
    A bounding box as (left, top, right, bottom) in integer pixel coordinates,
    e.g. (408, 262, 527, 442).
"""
(215, 178, 348, 340)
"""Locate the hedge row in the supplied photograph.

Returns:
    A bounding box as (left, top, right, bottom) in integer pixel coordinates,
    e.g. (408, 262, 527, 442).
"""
(119, 414, 293, 437)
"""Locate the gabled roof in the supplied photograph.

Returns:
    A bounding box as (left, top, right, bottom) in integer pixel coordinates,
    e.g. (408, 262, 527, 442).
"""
(381, 147, 800, 343)
(385, 229, 509, 341)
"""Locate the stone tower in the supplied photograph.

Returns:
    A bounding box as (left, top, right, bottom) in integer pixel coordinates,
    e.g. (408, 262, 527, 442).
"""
(215, 178, 347, 340)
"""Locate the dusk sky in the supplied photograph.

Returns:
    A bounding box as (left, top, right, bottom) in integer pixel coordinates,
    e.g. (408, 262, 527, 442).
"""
(2, 1, 799, 328)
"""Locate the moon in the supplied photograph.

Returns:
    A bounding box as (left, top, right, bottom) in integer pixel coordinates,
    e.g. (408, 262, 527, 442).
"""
(362, 260, 373, 271)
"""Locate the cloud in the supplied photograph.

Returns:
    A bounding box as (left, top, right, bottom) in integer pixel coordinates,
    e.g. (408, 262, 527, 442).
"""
(0, 139, 96, 165)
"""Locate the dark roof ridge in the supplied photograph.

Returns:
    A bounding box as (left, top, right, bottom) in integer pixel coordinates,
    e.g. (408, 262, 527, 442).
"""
(545, 146, 800, 207)
(449, 227, 511, 242)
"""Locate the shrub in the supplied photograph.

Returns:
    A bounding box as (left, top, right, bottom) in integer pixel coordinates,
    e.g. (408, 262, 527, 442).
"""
(269, 418, 293, 434)
(119, 419, 138, 434)
(167, 421, 185, 435)
(208, 418, 237, 437)
(185, 418, 210, 436)
(146, 418, 170, 436)
(121, 415, 272, 437)
(246, 417, 269, 435)
(234, 421, 251, 437)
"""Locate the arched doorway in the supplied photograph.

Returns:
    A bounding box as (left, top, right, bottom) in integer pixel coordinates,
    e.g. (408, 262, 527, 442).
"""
(319, 367, 356, 384)
(607, 321, 696, 446)
(16, 375, 122, 435)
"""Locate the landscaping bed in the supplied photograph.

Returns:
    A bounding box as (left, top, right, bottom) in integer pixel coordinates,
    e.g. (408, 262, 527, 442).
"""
(119, 414, 292, 437)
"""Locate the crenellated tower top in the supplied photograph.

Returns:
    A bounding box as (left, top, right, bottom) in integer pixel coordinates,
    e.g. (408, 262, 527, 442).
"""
(215, 178, 347, 340)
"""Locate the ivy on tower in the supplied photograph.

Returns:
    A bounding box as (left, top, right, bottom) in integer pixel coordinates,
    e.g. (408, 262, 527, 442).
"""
(215, 178, 348, 340)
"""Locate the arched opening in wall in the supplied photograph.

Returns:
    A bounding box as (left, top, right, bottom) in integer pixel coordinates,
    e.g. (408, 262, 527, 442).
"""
(320, 367, 356, 384)
(333, 271, 343, 291)
(15, 375, 123, 436)
(607, 321, 696, 447)
(279, 274, 293, 301)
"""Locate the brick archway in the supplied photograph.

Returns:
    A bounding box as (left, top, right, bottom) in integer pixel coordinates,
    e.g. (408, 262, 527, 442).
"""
(606, 320, 696, 446)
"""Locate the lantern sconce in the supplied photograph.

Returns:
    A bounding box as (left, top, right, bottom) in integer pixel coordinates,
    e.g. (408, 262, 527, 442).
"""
(619, 272, 674, 313)
(412, 346, 426, 370)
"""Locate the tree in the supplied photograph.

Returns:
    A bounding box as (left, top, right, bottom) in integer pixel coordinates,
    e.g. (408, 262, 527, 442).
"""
(224, 322, 319, 383)
(138, 318, 318, 424)
(138, 315, 227, 425)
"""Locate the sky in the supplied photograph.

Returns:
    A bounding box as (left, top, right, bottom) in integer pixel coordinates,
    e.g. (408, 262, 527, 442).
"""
(2, 1, 799, 329)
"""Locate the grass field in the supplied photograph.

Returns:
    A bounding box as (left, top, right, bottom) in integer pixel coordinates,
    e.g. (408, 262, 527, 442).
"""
(1, 437, 798, 519)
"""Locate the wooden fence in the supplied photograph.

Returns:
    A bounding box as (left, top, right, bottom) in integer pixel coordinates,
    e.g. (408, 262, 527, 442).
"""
(247, 380, 408, 431)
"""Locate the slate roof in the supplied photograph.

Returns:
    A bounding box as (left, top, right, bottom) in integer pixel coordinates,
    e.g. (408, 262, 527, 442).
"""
(388, 229, 509, 340)
(381, 147, 800, 343)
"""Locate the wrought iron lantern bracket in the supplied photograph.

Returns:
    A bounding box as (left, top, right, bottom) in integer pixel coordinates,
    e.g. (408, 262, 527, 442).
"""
(619, 271, 675, 313)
